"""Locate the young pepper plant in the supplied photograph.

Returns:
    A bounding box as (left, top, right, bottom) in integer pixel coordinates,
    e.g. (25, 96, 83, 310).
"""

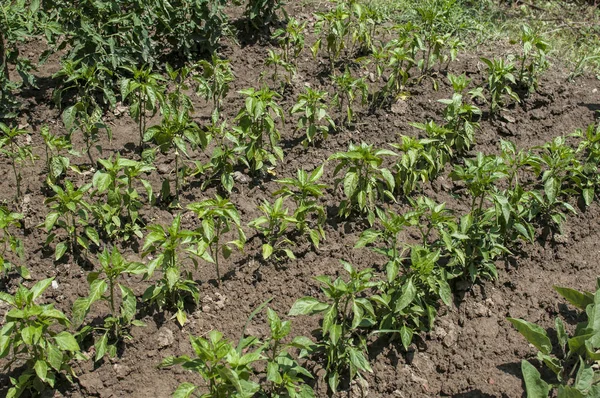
(289, 261, 377, 394)
(329, 142, 397, 225)
(291, 87, 335, 146)
(187, 195, 246, 284)
(72, 247, 146, 362)
(0, 278, 82, 398)
(142, 214, 199, 326)
(508, 282, 600, 397)
(249, 197, 298, 262)
(0, 122, 36, 201)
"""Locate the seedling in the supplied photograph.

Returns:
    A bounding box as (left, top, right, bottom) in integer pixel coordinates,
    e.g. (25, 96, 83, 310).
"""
(142, 214, 199, 326)
(187, 195, 246, 283)
(120, 64, 165, 147)
(0, 278, 82, 397)
(72, 247, 146, 362)
(291, 87, 335, 145)
(161, 330, 263, 397)
(0, 205, 27, 278)
(234, 87, 285, 175)
(508, 282, 600, 397)
(516, 25, 550, 94)
(329, 142, 397, 225)
(274, 165, 328, 249)
(0, 122, 35, 201)
(195, 54, 234, 123)
(41, 126, 76, 184)
(332, 68, 368, 126)
(249, 197, 298, 262)
(265, 49, 296, 86)
(481, 57, 520, 117)
(90, 154, 155, 241)
(44, 180, 98, 261)
(272, 18, 306, 65)
(289, 261, 377, 393)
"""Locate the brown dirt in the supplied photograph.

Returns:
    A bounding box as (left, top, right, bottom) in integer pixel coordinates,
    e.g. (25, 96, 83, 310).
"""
(1, 3, 600, 398)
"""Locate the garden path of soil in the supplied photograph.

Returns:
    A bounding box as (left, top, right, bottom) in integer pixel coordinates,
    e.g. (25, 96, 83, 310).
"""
(1, 4, 600, 398)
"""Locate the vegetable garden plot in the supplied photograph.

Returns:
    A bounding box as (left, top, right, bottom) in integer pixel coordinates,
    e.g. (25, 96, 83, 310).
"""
(0, 0, 599, 397)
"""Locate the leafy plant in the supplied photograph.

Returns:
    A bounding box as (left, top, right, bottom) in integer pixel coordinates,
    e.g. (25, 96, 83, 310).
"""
(0, 205, 27, 278)
(121, 64, 165, 147)
(144, 95, 209, 202)
(90, 154, 155, 241)
(0, 122, 36, 200)
(72, 247, 146, 362)
(481, 57, 520, 117)
(264, 49, 296, 87)
(41, 126, 76, 184)
(515, 25, 550, 94)
(272, 18, 306, 66)
(260, 308, 316, 398)
(329, 142, 396, 224)
(195, 54, 235, 123)
(161, 329, 263, 397)
(274, 165, 328, 249)
(244, 0, 286, 29)
(312, 3, 351, 72)
(437, 74, 484, 155)
(0, 278, 82, 398)
(187, 195, 246, 283)
(291, 87, 335, 145)
(331, 68, 368, 126)
(508, 282, 600, 397)
(142, 214, 199, 326)
(573, 124, 600, 207)
(530, 136, 578, 233)
(249, 197, 298, 262)
(234, 87, 285, 175)
(391, 135, 443, 196)
(199, 123, 239, 194)
(44, 180, 98, 261)
(289, 261, 376, 393)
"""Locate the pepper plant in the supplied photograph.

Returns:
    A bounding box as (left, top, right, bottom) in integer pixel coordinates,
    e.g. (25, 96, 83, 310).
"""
(120, 64, 165, 147)
(508, 282, 600, 397)
(0, 278, 82, 398)
(142, 214, 199, 326)
(272, 18, 306, 66)
(187, 195, 246, 283)
(291, 87, 335, 145)
(91, 154, 155, 241)
(44, 180, 98, 261)
(195, 54, 235, 123)
(516, 25, 550, 94)
(329, 142, 397, 225)
(234, 87, 285, 175)
(72, 247, 146, 362)
(331, 68, 368, 126)
(41, 126, 75, 184)
(0, 122, 35, 200)
(274, 165, 328, 249)
(249, 197, 298, 262)
(481, 57, 520, 117)
(289, 261, 377, 393)
(161, 329, 263, 397)
(0, 205, 27, 278)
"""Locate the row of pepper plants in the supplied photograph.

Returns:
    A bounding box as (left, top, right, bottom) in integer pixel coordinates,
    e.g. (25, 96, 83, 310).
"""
(0, 0, 599, 397)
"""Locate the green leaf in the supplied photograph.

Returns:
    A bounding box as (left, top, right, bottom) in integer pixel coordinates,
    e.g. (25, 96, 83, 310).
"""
(55, 242, 68, 261)
(400, 325, 414, 351)
(34, 360, 48, 382)
(289, 297, 329, 316)
(343, 171, 358, 198)
(521, 360, 550, 398)
(31, 278, 54, 301)
(95, 333, 108, 362)
(507, 318, 552, 355)
(262, 244, 274, 260)
(553, 286, 594, 310)
(395, 279, 416, 312)
(54, 331, 80, 352)
(267, 361, 283, 384)
(173, 383, 196, 398)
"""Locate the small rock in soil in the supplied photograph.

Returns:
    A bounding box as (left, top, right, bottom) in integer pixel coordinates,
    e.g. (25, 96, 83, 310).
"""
(350, 378, 369, 397)
(157, 327, 174, 348)
(390, 99, 409, 115)
(78, 373, 104, 394)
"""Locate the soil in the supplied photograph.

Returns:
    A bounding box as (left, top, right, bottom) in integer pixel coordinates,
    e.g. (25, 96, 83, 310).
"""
(1, 3, 599, 398)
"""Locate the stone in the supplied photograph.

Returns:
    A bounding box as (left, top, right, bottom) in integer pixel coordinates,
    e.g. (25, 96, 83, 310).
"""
(157, 327, 174, 348)
(391, 99, 409, 115)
